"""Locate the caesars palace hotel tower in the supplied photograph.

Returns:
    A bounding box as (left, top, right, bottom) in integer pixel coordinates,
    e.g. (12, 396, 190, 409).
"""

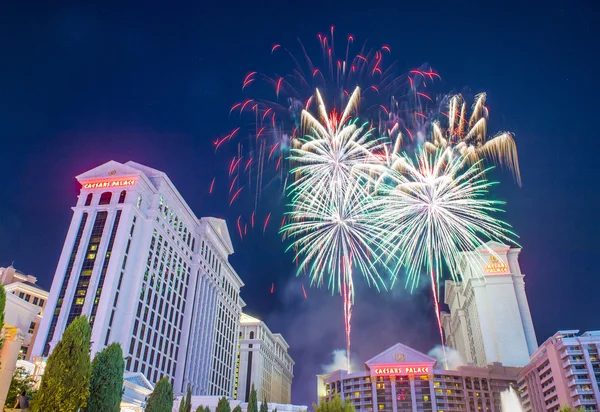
(32, 160, 245, 397)
(442, 241, 538, 368)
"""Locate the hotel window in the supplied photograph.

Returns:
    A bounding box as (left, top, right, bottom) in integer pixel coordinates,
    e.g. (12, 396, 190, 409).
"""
(85, 193, 93, 206)
(118, 190, 127, 204)
(137, 195, 142, 208)
(99, 192, 112, 205)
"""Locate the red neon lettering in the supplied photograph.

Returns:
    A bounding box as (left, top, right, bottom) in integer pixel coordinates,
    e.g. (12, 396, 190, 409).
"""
(82, 179, 136, 189)
(374, 366, 430, 375)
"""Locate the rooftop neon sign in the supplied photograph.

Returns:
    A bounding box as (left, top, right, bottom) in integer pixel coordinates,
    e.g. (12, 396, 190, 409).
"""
(82, 179, 136, 189)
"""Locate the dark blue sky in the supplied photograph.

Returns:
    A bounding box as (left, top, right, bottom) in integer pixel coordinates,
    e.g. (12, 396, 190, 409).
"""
(1, 0, 599, 406)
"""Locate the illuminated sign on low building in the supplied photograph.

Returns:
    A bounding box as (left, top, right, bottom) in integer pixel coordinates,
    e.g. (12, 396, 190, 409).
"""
(82, 179, 136, 189)
(374, 366, 430, 376)
(484, 255, 509, 274)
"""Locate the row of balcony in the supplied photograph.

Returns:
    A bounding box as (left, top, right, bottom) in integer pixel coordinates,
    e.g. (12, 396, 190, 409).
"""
(570, 387, 594, 397)
(563, 357, 586, 368)
(573, 397, 599, 407)
(568, 377, 592, 387)
(561, 349, 584, 358)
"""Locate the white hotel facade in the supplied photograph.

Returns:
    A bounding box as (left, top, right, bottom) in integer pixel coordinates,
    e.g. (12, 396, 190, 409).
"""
(442, 241, 538, 368)
(32, 160, 245, 396)
(234, 313, 294, 404)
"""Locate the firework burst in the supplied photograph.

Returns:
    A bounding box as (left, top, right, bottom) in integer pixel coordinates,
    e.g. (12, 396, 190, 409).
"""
(375, 147, 517, 365)
(385, 92, 522, 185)
(289, 87, 387, 197)
(281, 88, 396, 369)
(282, 177, 391, 293)
(281, 175, 392, 368)
(219, 29, 438, 228)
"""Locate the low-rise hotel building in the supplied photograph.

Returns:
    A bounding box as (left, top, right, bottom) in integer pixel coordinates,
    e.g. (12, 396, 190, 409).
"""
(317, 343, 520, 412)
(0, 266, 48, 361)
(518, 330, 600, 411)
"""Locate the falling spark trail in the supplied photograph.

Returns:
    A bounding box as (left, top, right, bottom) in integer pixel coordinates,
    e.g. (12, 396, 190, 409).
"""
(229, 187, 243, 206)
(237, 216, 243, 240)
(263, 213, 271, 233)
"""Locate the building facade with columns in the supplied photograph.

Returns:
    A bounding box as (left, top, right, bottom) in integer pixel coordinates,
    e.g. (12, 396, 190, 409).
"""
(442, 241, 538, 368)
(234, 313, 294, 404)
(31, 160, 245, 397)
(317, 343, 520, 412)
(0, 266, 48, 361)
(0, 291, 42, 406)
(518, 330, 600, 412)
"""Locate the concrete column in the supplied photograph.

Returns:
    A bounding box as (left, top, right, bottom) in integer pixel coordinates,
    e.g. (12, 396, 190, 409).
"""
(409, 375, 417, 412)
(390, 376, 398, 412)
(0, 327, 25, 406)
(428, 374, 437, 410)
(371, 378, 377, 412)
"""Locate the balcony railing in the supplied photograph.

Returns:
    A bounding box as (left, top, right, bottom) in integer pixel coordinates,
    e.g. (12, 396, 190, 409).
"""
(561, 349, 583, 359)
(570, 388, 594, 397)
(574, 397, 598, 407)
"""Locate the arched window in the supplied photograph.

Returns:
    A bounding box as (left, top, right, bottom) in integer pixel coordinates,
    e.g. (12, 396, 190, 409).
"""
(136, 195, 142, 208)
(85, 193, 93, 206)
(99, 192, 112, 205)
(118, 190, 127, 204)
(191, 238, 195, 252)
(250, 331, 254, 339)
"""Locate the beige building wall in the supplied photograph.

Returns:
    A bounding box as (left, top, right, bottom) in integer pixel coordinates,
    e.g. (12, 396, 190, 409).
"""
(0, 266, 48, 361)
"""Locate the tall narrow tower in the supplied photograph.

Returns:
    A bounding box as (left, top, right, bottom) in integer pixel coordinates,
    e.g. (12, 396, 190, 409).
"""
(442, 241, 537, 367)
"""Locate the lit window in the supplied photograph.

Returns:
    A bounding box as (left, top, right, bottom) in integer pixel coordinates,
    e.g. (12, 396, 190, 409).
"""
(76, 298, 85, 305)
(87, 253, 96, 259)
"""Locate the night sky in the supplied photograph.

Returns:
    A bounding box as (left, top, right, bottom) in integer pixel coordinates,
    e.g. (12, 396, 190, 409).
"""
(1, 0, 599, 406)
